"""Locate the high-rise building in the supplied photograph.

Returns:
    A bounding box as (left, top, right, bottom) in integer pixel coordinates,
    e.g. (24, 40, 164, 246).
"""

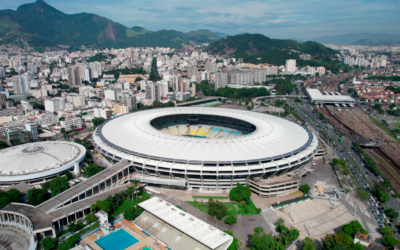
(120, 94, 137, 111)
(285, 59, 296, 73)
(266, 66, 278, 75)
(205, 62, 218, 73)
(13, 75, 30, 94)
(67, 66, 79, 85)
(317, 67, 326, 76)
(88, 62, 102, 78)
(154, 82, 162, 102)
(66, 94, 85, 107)
(145, 83, 156, 102)
(27, 63, 38, 73)
(0, 94, 6, 109)
(187, 66, 198, 78)
(253, 68, 267, 84)
(44, 98, 65, 113)
(25, 122, 38, 141)
(0, 67, 5, 79)
(215, 71, 228, 89)
(104, 89, 118, 101)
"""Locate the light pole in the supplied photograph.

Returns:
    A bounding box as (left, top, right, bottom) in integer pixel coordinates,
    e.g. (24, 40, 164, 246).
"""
(309, 220, 313, 236)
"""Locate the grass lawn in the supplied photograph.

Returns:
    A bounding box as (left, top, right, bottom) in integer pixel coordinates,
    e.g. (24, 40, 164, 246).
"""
(111, 192, 151, 217)
(371, 118, 400, 144)
(394, 122, 400, 128)
(186, 199, 259, 217)
(192, 196, 229, 199)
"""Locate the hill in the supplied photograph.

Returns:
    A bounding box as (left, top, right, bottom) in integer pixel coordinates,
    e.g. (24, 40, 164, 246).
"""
(205, 34, 337, 65)
(313, 32, 400, 45)
(205, 34, 349, 73)
(0, 0, 223, 50)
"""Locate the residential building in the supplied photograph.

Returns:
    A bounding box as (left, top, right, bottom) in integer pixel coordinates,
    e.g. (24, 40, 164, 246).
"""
(35, 113, 59, 126)
(353, 232, 371, 247)
(253, 68, 267, 83)
(317, 67, 326, 75)
(145, 83, 156, 102)
(89, 62, 102, 78)
(94, 107, 112, 119)
(25, 122, 38, 141)
(113, 103, 129, 115)
(120, 94, 137, 111)
(187, 66, 198, 79)
(104, 89, 118, 101)
(67, 66, 79, 85)
(66, 94, 85, 107)
(286, 59, 296, 73)
(0, 94, 6, 109)
(61, 117, 83, 132)
(4, 127, 33, 144)
(215, 71, 228, 89)
(44, 98, 65, 113)
(205, 62, 218, 73)
(13, 75, 30, 94)
(0, 67, 5, 79)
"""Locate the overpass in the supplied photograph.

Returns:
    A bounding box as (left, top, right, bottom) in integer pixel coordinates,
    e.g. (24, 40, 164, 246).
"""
(252, 95, 306, 103)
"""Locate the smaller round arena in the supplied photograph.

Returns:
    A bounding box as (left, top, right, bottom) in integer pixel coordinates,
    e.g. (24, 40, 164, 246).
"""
(0, 141, 86, 187)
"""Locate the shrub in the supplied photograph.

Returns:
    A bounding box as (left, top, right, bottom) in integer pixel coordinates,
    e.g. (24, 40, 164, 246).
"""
(224, 215, 237, 225)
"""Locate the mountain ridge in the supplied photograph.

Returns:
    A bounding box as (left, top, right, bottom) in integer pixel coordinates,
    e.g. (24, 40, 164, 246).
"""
(0, 0, 223, 50)
(313, 32, 400, 45)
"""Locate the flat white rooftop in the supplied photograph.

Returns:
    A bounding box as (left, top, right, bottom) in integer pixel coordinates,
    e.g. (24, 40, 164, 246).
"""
(306, 89, 355, 104)
(138, 197, 233, 250)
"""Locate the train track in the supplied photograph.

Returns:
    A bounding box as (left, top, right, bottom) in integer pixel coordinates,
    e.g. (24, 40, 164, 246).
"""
(371, 148, 400, 190)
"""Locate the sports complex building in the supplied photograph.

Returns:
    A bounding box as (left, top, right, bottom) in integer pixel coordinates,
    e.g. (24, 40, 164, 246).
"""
(92, 107, 320, 194)
(0, 141, 86, 187)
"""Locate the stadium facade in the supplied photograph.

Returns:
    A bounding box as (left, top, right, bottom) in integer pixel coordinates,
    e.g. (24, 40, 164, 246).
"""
(92, 107, 319, 191)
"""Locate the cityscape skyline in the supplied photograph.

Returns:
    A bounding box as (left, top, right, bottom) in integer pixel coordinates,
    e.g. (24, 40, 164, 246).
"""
(1, 0, 399, 40)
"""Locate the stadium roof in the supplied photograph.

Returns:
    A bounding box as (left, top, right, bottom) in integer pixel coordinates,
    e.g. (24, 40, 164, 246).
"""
(0, 141, 86, 182)
(306, 89, 355, 104)
(97, 107, 316, 163)
(138, 197, 233, 250)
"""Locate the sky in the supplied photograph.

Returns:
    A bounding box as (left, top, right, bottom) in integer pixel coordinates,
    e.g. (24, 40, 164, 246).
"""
(1, 0, 399, 40)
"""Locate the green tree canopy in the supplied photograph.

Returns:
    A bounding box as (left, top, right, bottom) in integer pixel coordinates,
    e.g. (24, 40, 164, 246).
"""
(49, 176, 70, 196)
(40, 237, 57, 250)
(224, 215, 237, 225)
(386, 208, 399, 219)
(378, 190, 390, 202)
(208, 199, 228, 220)
(300, 184, 311, 194)
(124, 205, 144, 220)
(300, 237, 317, 250)
(356, 190, 369, 200)
(27, 188, 51, 206)
(224, 231, 239, 250)
(85, 163, 105, 177)
(250, 227, 285, 250)
(229, 183, 251, 202)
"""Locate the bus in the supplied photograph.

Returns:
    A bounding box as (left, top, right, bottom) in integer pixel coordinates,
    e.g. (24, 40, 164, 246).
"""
(338, 138, 342, 142)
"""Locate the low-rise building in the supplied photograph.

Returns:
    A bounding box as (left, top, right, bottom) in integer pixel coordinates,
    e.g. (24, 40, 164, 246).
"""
(61, 117, 83, 132)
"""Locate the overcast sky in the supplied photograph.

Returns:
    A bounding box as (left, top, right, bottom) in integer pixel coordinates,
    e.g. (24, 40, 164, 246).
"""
(2, 0, 399, 40)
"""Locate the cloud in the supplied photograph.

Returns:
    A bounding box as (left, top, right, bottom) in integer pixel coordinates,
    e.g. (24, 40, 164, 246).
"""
(2, 0, 399, 40)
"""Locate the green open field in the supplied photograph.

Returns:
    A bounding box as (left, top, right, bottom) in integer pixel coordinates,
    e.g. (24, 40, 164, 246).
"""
(394, 122, 400, 128)
(186, 199, 259, 216)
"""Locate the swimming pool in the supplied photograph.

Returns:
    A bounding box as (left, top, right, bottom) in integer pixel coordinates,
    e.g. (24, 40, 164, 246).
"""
(95, 229, 139, 250)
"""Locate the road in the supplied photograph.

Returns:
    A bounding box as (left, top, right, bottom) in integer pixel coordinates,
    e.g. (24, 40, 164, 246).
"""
(279, 97, 400, 239)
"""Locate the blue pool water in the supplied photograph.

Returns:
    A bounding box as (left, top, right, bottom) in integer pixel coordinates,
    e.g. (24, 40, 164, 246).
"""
(95, 229, 139, 250)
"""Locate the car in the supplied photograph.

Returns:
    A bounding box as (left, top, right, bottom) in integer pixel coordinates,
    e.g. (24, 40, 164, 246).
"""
(378, 202, 382, 206)
(376, 216, 380, 221)
(383, 214, 387, 218)
(367, 202, 370, 206)
(372, 211, 376, 214)
(394, 231, 398, 235)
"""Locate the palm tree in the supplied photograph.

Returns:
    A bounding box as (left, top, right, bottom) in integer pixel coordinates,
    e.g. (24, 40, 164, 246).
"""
(127, 186, 135, 202)
(132, 180, 141, 200)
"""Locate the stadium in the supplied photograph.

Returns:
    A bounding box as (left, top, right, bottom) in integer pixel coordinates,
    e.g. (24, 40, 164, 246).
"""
(0, 141, 86, 187)
(92, 107, 319, 192)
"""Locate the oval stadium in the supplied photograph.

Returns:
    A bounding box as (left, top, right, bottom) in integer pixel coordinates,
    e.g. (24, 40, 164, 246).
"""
(0, 141, 86, 187)
(92, 107, 320, 196)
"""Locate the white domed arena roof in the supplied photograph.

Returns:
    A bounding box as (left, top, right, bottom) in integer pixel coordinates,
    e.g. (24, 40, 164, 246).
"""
(97, 107, 316, 164)
(0, 141, 86, 182)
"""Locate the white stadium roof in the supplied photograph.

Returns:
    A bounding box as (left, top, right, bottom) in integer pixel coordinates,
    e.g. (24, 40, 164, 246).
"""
(0, 141, 86, 182)
(97, 107, 314, 163)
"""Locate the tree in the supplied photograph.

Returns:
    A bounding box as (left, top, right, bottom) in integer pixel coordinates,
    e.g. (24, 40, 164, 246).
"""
(124, 205, 144, 220)
(5, 189, 21, 202)
(0, 140, 7, 149)
(294, 97, 301, 102)
(132, 180, 141, 200)
(9, 138, 22, 146)
(92, 117, 106, 127)
(300, 184, 311, 194)
(58, 234, 79, 250)
(383, 177, 393, 189)
(85, 214, 97, 223)
(340, 220, 367, 237)
(27, 188, 51, 206)
(85, 163, 105, 177)
(224, 215, 237, 225)
(381, 225, 394, 236)
(208, 199, 228, 220)
(33, 103, 45, 110)
(386, 208, 399, 219)
(65, 172, 74, 181)
(229, 183, 251, 202)
(378, 190, 390, 202)
(356, 190, 369, 200)
(224, 231, 239, 250)
(100, 199, 112, 213)
(277, 218, 285, 226)
(396, 192, 400, 198)
(301, 237, 317, 250)
(343, 168, 350, 175)
(382, 235, 400, 249)
(41, 237, 57, 250)
(49, 176, 70, 196)
(250, 227, 285, 250)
